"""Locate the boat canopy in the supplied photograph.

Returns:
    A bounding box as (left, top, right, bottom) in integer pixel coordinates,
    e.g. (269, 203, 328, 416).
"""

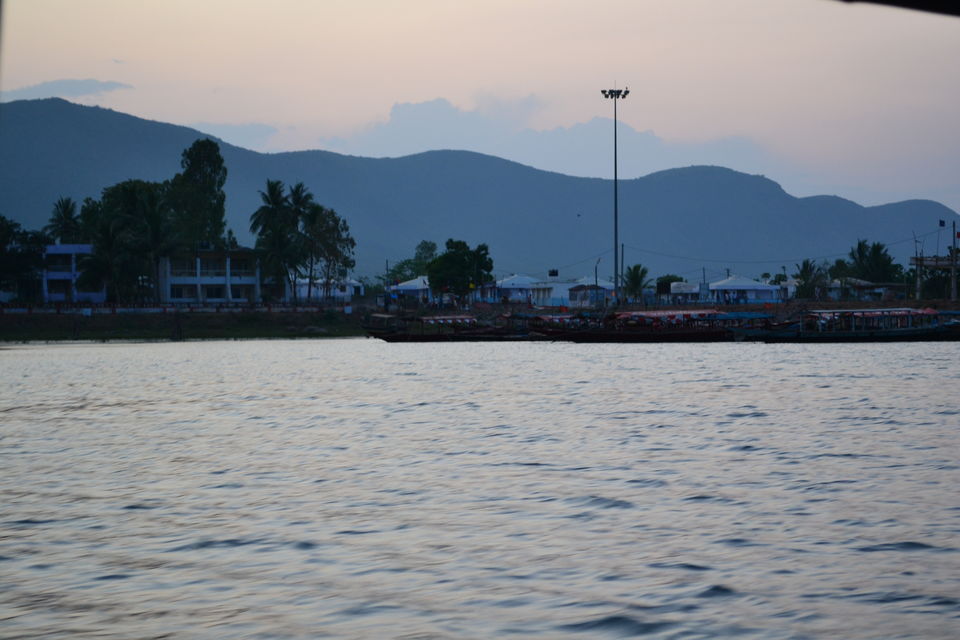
(805, 307, 939, 318)
(415, 315, 477, 324)
(613, 309, 720, 321)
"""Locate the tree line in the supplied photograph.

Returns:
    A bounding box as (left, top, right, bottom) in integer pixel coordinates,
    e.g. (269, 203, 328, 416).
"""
(0, 139, 356, 304)
(382, 237, 948, 304)
(621, 239, 936, 302)
(380, 239, 495, 298)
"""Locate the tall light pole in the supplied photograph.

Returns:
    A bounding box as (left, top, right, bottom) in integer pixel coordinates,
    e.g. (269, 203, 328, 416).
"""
(601, 87, 629, 302)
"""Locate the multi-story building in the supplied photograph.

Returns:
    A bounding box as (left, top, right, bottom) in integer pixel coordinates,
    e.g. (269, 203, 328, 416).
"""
(42, 244, 106, 304)
(159, 248, 261, 304)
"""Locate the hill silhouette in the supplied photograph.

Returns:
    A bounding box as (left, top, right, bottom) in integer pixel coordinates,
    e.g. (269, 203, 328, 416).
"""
(1, 98, 955, 280)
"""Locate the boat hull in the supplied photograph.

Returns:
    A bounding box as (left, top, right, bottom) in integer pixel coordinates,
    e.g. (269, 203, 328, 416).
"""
(552, 328, 734, 343)
(757, 325, 960, 343)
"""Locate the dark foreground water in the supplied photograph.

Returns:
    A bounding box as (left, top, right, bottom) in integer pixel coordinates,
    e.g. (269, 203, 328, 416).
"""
(1, 339, 958, 639)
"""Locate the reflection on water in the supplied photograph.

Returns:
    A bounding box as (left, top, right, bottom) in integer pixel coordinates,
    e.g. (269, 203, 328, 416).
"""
(1, 339, 958, 638)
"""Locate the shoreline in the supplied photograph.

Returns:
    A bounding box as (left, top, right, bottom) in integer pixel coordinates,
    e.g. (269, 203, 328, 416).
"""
(3, 299, 959, 343)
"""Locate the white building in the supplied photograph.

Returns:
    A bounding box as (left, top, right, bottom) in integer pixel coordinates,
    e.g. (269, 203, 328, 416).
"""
(495, 274, 540, 302)
(158, 249, 261, 304)
(295, 277, 365, 302)
(668, 280, 703, 304)
(708, 275, 782, 304)
(387, 276, 433, 303)
(42, 244, 106, 304)
(530, 276, 614, 308)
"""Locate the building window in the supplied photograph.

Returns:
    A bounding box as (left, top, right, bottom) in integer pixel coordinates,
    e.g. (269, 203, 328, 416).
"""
(200, 257, 226, 276)
(231, 258, 253, 276)
(48, 279, 71, 295)
(46, 255, 73, 272)
(204, 285, 224, 299)
(170, 258, 195, 277)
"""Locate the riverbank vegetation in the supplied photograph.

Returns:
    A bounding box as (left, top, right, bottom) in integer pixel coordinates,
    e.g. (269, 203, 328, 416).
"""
(0, 139, 356, 306)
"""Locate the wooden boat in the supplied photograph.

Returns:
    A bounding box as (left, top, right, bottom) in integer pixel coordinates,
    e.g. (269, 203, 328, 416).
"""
(746, 308, 960, 343)
(364, 313, 538, 342)
(543, 309, 774, 343)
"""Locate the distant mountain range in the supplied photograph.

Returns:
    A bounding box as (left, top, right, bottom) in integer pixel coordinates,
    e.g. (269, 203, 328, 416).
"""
(2, 98, 956, 281)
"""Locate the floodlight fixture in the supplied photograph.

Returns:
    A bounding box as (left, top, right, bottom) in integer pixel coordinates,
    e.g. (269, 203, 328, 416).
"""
(601, 87, 629, 301)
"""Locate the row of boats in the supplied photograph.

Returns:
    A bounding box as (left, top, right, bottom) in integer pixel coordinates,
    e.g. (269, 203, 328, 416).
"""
(364, 307, 960, 343)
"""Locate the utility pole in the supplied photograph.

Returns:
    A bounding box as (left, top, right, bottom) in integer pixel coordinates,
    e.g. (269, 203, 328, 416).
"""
(952, 221, 957, 301)
(913, 233, 922, 300)
(620, 242, 627, 278)
(594, 257, 601, 308)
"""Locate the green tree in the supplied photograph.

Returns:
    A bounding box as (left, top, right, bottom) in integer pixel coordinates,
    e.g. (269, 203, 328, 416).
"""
(78, 197, 102, 242)
(793, 259, 828, 299)
(44, 197, 82, 244)
(131, 183, 179, 302)
(425, 239, 493, 298)
(250, 179, 299, 302)
(827, 258, 851, 280)
(382, 240, 437, 285)
(288, 183, 319, 299)
(847, 239, 901, 283)
(826, 258, 853, 299)
(249, 180, 357, 303)
(655, 273, 684, 296)
(78, 180, 170, 302)
(77, 202, 138, 303)
(622, 264, 652, 301)
(312, 207, 356, 299)
(0, 215, 51, 302)
(168, 138, 228, 250)
(249, 179, 290, 238)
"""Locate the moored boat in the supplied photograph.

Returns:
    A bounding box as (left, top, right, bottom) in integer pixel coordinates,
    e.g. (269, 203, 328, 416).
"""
(364, 313, 539, 342)
(545, 309, 774, 343)
(745, 307, 960, 343)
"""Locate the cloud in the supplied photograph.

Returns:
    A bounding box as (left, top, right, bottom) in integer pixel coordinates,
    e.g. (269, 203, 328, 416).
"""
(320, 98, 784, 181)
(321, 98, 520, 159)
(0, 78, 133, 101)
(191, 122, 279, 152)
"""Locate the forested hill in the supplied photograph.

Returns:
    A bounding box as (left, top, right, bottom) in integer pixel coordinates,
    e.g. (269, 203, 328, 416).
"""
(2, 98, 956, 279)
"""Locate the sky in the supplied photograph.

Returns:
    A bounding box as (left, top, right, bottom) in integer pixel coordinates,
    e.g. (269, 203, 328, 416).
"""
(2, 0, 959, 212)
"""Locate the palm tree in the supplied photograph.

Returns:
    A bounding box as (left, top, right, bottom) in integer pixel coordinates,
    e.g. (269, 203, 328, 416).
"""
(793, 259, 827, 299)
(622, 264, 652, 303)
(847, 239, 900, 283)
(250, 180, 304, 301)
(44, 197, 82, 244)
(301, 202, 332, 301)
(249, 179, 289, 237)
(131, 184, 180, 302)
(77, 211, 138, 303)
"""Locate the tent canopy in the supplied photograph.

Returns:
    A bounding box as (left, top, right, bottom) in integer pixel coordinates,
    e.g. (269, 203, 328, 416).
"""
(496, 274, 540, 289)
(391, 276, 430, 291)
(576, 276, 614, 289)
(709, 276, 779, 291)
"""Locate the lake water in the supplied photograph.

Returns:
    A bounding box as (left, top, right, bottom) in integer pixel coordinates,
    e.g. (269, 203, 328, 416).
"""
(1, 339, 958, 639)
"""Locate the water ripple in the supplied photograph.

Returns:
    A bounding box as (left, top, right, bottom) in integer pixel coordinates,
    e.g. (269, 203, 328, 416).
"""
(1, 339, 958, 639)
